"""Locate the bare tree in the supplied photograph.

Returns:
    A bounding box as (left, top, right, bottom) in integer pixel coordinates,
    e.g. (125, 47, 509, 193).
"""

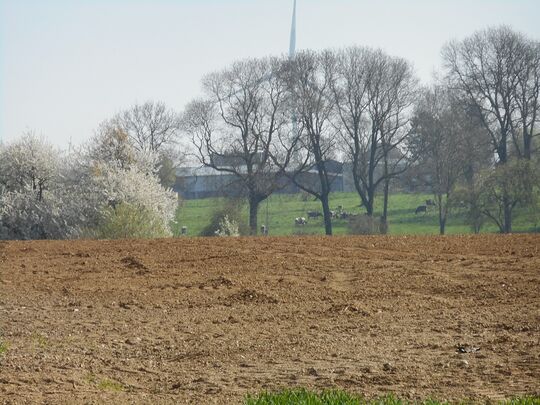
(410, 86, 484, 234)
(184, 57, 289, 235)
(87, 126, 137, 171)
(331, 47, 371, 212)
(442, 26, 524, 164)
(513, 39, 540, 160)
(333, 47, 416, 227)
(110, 101, 181, 153)
(377, 57, 417, 229)
(99, 101, 183, 186)
(281, 50, 338, 235)
(442, 26, 539, 232)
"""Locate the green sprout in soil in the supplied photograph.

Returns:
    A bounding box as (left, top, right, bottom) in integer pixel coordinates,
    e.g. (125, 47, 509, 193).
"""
(0, 340, 8, 356)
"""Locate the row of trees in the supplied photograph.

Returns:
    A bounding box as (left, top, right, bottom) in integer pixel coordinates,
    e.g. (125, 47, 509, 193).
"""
(183, 26, 539, 236)
(413, 26, 540, 233)
(1, 25, 538, 240)
(184, 47, 418, 235)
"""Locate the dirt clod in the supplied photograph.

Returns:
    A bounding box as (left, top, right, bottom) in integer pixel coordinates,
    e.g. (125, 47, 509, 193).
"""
(120, 256, 147, 270)
(226, 289, 278, 304)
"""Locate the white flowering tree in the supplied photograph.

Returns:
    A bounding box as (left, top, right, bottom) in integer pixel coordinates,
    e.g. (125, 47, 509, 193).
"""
(72, 126, 177, 238)
(214, 215, 240, 237)
(0, 134, 81, 239)
(0, 130, 178, 240)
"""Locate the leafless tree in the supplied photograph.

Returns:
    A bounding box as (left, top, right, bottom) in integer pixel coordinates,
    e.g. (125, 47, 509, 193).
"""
(443, 26, 523, 164)
(98, 101, 183, 186)
(109, 101, 182, 153)
(333, 47, 417, 228)
(279, 50, 338, 235)
(442, 26, 539, 232)
(87, 126, 136, 171)
(513, 39, 540, 160)
(376, 57, 417, 229)
(183, 57, 290, 235)
(410, 86, 488, 234)
(331, 47, 371, 211)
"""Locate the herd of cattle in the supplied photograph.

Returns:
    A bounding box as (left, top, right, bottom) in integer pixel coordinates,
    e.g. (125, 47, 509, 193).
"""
(295, 206, 354, 225)
(294, 200, 438, 225)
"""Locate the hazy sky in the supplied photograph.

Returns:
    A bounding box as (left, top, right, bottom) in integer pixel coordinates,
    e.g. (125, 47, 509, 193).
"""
(1, 0, 540, 148)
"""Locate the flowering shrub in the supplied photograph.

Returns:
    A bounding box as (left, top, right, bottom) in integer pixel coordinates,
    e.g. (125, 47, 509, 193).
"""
(214, 215, 240, 237)
(90, 202, 170, 239)
(0, 131, 178, 240)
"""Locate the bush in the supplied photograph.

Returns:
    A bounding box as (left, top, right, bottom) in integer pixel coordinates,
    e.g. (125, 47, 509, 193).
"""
(214, 215, 240, 237)
(89, 203, 170, 239)
(0, 132, 177, 240)
(452, 186, 485, 234)
(348, 215, 386, 235)
(200, 199, 248, 236)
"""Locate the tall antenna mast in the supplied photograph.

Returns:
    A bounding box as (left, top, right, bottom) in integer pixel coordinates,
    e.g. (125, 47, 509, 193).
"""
(289, 0, 296, 59)
(289, 0, 299, 141)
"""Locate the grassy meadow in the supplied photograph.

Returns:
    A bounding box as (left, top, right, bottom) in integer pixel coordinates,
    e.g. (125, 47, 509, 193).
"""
(172, 191, 539, 237)
(243, 390, 540, 405)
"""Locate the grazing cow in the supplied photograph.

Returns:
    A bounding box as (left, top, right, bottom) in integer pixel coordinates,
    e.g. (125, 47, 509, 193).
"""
(295, 217, 307, 225)
(415, 205, 427, 215)
(307, 210, 322, 218)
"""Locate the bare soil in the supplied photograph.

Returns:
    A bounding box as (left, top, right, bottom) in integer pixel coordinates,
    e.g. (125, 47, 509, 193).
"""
(0, 235, 539, 404)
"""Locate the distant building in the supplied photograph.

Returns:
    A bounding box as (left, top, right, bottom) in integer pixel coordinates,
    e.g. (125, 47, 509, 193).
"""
(174, 160, 344, 200)
(174, 166, 241, 200)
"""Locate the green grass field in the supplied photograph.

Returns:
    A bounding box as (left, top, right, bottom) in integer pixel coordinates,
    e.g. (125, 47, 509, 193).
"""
(173, 192, 539, 237)
(244, 389, 540, 405)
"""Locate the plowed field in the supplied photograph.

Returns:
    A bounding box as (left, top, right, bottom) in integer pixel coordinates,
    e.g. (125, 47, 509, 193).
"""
(1, 235, 539, 404)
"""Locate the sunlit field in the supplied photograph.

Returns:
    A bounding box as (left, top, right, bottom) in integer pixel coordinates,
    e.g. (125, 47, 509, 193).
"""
(173, 192, 539, 237)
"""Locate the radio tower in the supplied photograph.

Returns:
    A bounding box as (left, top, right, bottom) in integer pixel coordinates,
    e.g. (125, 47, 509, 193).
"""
(289, 0, 297, 59)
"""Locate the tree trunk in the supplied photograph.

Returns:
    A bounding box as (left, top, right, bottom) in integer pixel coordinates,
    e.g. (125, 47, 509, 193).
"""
(436, 194, 447, 235)
(524, 133, 532, 160)
(320, 193, 333, 236)
(438, 204, 446, 235)
(357, 134, 378, 217)
(498, 132, 508, 164)
(381, 178, 390, 234)
(366, 187, 375, 216)
(439, 217, 446, 235)
(503, 194, 512, 233)
(520, 117, 533, 160)
(352, 165, 370, 215)
(353, 179, 371, 216)
(248, 197, 260, 236)
(352, 155, 373, 215)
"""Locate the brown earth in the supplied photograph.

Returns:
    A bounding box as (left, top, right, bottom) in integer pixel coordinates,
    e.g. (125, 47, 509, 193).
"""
(0, 235, 539, 404)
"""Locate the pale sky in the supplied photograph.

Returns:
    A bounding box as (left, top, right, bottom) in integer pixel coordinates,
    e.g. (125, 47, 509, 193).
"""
(1, 0, 539, 148)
